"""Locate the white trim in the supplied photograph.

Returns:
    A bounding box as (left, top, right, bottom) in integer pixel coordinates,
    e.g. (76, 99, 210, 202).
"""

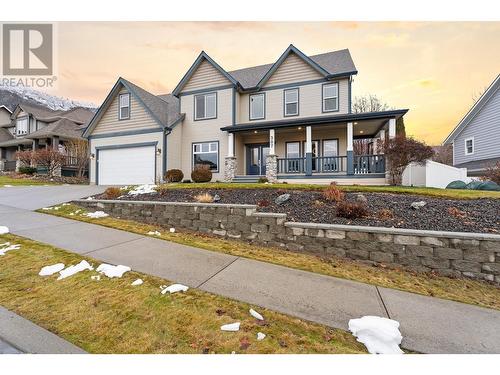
(0, 105, 12, 114)
(347, 122, 353, 151)
(464, 137, 474, 155)
(322, 82, 339, 112)
(284, 88, 299, 116)
(305, 126, 312, 153)
(249, 93, 265, 120)
(194, 92, 217, 120)
(269, 129, 275, 155)
(227, 133, 234, 157)
(388, 118, 396, 138)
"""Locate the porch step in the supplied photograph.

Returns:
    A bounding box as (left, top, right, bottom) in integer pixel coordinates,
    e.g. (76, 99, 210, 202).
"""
(232, 175, 264, 183)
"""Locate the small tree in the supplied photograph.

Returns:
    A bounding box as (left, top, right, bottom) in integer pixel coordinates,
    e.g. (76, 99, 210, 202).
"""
(15, 150, 35, 167)
(65, 139, 89, 177)
(32, 149, 66, 178)
(380, 135, 434, 185)
(352, 95, 390, 113)
(432, 144, 453, 166)
(481, 162, 500, 184)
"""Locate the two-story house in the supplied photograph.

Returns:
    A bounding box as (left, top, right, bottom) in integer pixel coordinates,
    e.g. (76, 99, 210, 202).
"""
(0, 102, 94, 175)
(83, 45, 408, 185)
(443, 74, 500, 176)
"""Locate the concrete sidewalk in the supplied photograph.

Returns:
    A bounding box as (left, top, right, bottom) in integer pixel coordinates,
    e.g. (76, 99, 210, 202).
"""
(0, 187, 499, 353)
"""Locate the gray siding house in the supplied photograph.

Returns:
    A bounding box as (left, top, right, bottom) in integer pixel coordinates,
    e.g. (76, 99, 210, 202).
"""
(443, 74, 500, 176)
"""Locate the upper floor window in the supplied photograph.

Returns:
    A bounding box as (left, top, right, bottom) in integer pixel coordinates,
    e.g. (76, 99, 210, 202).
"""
(194, 92, 217, 120)
(465, 137, 474, 155)
(322, 83, 339, 112)
(119, 93, 130, 120)
(249, 93, 265, 120)
(284, 88, 299, 117)
(16, 117, 28, 136)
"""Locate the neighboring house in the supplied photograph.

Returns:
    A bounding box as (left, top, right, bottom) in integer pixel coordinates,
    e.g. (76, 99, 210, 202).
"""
(84, 44, 408, 185)
(0, 103, 94, 175)
(443, 74, 500, 176)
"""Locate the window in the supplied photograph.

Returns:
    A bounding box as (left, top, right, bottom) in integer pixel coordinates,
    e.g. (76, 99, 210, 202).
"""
(193, 142, 219, 171)
(286, 142, 300, 158)
(284, 89, 299, 116)
(250, 93, 265, 120)
(194, 92, 217, 120)
(323, 83, 339, 112)
(465, 137, 474, 155)
(16, 117, 28, 135)
(119, 93, 130, 120)
(323, 139, 339, 157)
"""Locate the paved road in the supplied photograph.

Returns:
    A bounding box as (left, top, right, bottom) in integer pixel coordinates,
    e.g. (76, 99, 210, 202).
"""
(1, 185, 499, 354)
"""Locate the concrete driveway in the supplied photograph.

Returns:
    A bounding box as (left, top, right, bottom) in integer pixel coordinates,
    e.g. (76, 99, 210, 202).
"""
(0, 185, 105, 210)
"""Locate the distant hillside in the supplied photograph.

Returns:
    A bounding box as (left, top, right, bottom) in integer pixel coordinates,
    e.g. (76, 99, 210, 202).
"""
(0, 86, 96, 112)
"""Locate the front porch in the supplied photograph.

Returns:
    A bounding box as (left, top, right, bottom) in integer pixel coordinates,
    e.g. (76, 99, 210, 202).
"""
(223, 111, 401, 184)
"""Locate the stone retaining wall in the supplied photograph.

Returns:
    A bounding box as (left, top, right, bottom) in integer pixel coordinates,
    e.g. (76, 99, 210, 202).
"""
(75, 199, 500, 283)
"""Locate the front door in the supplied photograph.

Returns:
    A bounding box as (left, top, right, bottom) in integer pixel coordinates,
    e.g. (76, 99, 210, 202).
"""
(246, 144, 269, 175)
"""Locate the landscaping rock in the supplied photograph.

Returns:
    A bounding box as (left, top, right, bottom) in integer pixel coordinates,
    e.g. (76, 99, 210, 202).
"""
(275, 193, 290, 205)
(356, 194, 368, 204)
(410, 201, 426, 210)
(213, 194, 221, 202)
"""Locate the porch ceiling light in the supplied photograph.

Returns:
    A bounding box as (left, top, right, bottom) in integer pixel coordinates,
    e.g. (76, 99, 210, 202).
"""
(359, 130, 364, 134)
(354, 122, 358, 125)
(298, 126, 302, 130)
(156, 148, 162, 155)
(254, 130, 258, 134)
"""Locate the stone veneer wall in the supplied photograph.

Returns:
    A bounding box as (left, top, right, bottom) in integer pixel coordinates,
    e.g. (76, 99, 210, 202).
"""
(75, 199, 500, 283)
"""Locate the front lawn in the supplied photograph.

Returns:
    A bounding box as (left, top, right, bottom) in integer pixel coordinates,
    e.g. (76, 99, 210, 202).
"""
(42, 204, 500, 311)
(155, 182, 500, 200)
(0, 174, 59, 186)
(0, 233, 365, 354)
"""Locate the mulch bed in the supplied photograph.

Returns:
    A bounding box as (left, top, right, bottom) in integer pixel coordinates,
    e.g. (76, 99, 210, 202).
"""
(94, 188, 500, 234)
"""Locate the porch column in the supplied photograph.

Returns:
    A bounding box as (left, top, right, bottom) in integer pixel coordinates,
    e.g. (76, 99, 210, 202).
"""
(377, 129, 385, 154)
(0, 148, 5, 171)
(224, 132, 236, 182)
(52, 136, 60, 150)
(266, 128, 278, 183)
(305, 126, 312, 176)
(15, 145, 22, 172)
(388, 118, 396, 139)
(347, 122, 354, 175)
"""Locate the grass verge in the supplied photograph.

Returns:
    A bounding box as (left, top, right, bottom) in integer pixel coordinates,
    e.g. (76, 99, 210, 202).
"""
(42, 204, 500, 311)
(0, 175, 58, 186)
(0, 233, 365, 354)
(154, 182, 500, 200)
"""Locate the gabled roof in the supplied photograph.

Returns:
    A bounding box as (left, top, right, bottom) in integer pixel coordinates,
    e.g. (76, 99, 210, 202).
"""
(11, 102, 59, 120)
(443, 74, 500, 145)
(0, 127, 14, 142)
(172, 51, 239, 96)
(83, 78, 181, 138)
(25, 118, 84, 140)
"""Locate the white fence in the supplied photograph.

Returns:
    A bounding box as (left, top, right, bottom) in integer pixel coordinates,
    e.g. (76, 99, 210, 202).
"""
(402, 160, 470, 189)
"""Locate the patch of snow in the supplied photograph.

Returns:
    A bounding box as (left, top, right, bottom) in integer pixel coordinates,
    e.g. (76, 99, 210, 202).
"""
(69, 213, 75, 216)
(348, 316, 404, 354)
(169, 228, 176, 233)
(128, 184, 157, 196)
(57, 260, 93, 280)
(257, 332, 266, 341)
(131, 279, 143, 286)
(54, 207, 60, 210)
(61, 203, 70, 206)
(96, 263, 131, 278)
(0, 242, 20, 256)
(147, 231, 161, 236)
(0, 226, 9, 234)
(160, 283, 189, 294)
(41, 207, 52, 210)
(86, 197, 93, 200)
(4, 185, 13, 187)
(85, 211, 109, 218)
(249, 308, 264, 321)
(91, 275, 101, 281)
(220, 322, 240, 332)
(39, 263, 65, 276)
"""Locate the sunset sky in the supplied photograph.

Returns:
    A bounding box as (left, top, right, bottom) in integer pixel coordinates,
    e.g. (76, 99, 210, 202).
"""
(52, 21, 500, 144)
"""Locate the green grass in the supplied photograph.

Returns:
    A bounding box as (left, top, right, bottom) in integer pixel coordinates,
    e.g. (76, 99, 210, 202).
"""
(155, 182, 500, 199)
(0, 175, 58, 186)
(42, 204, 500, 311)
(0, 234, 365, 354)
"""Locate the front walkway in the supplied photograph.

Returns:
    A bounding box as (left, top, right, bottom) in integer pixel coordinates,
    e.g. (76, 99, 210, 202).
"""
(0, 185, 499, 354)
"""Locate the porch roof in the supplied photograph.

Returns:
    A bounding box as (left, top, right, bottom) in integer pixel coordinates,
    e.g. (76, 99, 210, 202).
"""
(221, 109, 408, 133)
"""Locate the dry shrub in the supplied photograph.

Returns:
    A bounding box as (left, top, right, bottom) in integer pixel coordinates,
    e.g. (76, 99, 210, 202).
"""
(313, 200, 325, 207)
(482, 162, 500, 185)
(165, 169, 184, 183)
(448, 206, 466, 219)
(104, 187, 122, 199)
(377, 208, 394, 220)
(194, 193, 214, 203)
(191, 165, 212, 183)
(336, 201, 368, 219)
(155, 184, 169, 197)
(257, 199, 270, 208)
(322, 183, 345, 202)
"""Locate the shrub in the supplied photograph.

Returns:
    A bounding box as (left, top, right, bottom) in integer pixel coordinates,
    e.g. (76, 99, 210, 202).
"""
(258, 177, 268, 183)
(322, 183, 345, 202)
(377, 208, 394, 220)
(257, 199, 270, 208)
(155, 184, 169, 196)
(104, 187, 122, 199)
(15, 150, 35, 166)
(32, 149, 66, 178)
(165, 169, 184, 183)
(191, 165, 212, 183)
(18, 166, 37, 175)
(481, 162, 500, 185)
(194, 193, 213, 203)
(336, 201, 368, 219)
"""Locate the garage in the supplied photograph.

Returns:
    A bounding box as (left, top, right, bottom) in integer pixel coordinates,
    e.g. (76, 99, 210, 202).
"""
(97, 144, 156, 185)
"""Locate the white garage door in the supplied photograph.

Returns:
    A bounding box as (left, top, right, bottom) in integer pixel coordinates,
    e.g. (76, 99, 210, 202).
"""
(98, 145, 156, 185)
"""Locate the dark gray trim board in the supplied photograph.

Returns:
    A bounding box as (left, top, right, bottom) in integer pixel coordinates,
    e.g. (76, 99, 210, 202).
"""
(221, 109, 409, 132)
(88, 127, 164, 139)
(178, 84, 234, 97)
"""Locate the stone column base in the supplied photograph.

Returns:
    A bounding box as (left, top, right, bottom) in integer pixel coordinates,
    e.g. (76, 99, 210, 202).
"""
(0, 160, 5, 172)
(224, 156, 237, 182)
(266, 154, 278, 183)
